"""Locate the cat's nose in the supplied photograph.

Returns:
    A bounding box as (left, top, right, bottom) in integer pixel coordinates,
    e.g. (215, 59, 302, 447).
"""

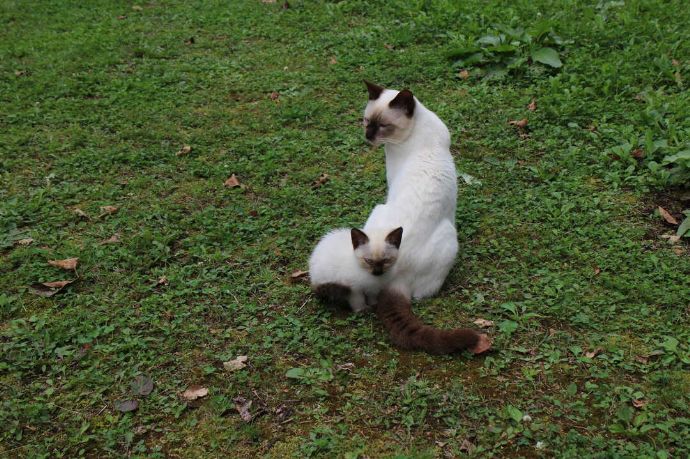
(365, 125, 377, 141)
(372, 267, 384, 276)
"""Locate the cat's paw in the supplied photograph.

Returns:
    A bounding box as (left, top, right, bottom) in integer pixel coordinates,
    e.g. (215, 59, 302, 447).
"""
(470, 334, 492, 355)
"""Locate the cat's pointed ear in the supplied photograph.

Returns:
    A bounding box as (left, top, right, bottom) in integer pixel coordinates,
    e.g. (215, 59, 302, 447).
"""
(385, 227, 403, 249)
(389, 89, 415, 117)
(364, 80, 384, 100)
(351, 228, 369, 250)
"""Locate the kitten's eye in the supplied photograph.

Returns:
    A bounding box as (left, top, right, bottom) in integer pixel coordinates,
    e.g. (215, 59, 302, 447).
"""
(364, 258, 373, 265)
(379, 123, 390, 128)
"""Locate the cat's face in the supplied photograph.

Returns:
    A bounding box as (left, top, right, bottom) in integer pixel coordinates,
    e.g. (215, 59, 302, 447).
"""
(363, 81, 416, 145)
(351, 227, 403, 276)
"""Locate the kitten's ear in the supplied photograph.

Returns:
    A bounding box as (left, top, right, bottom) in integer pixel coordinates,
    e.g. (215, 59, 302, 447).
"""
(389, 89, 415, 118)
(364, 80, 384, 100)
(385, 227, 403, 249)
(351, 228, 369, 250)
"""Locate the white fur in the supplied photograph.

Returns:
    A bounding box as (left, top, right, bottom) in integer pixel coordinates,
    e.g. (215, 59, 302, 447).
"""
(363, 89, 458, 299)
(309, 228, 397, 312)
(309, 87, 458, 310)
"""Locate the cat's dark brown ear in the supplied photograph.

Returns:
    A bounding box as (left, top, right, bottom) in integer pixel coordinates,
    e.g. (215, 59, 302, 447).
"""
(364, 80, 384, 100)
(385, 227, 403, 249)
(389, 89, 415, 117)
(351, 228, 369, 250)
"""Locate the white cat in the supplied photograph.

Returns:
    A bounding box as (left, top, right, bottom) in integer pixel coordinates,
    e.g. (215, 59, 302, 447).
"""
(309, 82, 458, 310)
(309, 227, 403, 312)
(362, 81, 458, 300)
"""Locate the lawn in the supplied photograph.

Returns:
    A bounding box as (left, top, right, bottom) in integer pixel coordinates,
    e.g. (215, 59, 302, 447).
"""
(1, 0, 689, 457)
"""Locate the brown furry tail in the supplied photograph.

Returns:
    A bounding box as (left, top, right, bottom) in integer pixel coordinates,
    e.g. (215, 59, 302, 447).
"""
(375, 289, 490, 355)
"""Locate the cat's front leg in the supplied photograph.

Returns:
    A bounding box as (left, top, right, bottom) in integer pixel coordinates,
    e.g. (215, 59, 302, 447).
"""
(348, 290, 369, 312)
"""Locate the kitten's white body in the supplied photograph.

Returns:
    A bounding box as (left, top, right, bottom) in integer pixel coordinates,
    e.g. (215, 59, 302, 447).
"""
(364, 89, 458, 299)
(309, 228, 397, 311)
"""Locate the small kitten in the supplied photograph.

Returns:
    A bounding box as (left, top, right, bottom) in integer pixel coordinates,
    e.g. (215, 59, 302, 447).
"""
(309, 227, 403, 312)
(375, 288, 492, 355)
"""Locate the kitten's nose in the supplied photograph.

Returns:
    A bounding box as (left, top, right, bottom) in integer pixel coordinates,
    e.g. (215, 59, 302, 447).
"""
(365, 125, 377, 141)
(372, 267, 384, 276)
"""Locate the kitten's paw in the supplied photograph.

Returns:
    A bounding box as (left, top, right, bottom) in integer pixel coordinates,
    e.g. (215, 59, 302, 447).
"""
(470, 334, 492, 355)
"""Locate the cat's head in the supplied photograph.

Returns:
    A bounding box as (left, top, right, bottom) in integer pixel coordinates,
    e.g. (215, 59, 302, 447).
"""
(350, 227, 403, 276)
(362, 81, 416, 145)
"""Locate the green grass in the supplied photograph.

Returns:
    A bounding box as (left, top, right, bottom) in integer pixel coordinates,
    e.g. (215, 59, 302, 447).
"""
(2, 0, 690, 457)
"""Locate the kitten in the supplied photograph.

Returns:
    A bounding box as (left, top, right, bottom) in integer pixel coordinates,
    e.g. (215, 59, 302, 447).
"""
(375, 288, 491, 355)
(309, 227, 403, 312)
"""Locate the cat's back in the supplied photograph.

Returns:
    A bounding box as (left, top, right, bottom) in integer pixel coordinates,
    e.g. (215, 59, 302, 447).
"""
(308, 229, 356, 284)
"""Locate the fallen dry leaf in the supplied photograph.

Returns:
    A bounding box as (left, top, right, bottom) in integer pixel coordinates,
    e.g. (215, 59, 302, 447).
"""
(157, 276, 169, 286)
(223, 355, 248, 372)
(458, 69, 470, 80)
(631, 148, 645, 159)
(131, 375, 154, 396)
(28, 280, 74, 297)
(114, 399, 138, 412)
(473, 318, 494, 328)
(289, 270, 309, 283)
(100, 206, 119, 217)
(131, 5, 143, 10)
(459, 439, 475, 454)
(384, 43, 394, 50)
(117, 15, 126, 20)
(224, 174, 241, 188)
(15, 70, 27, 77)
(17, 238, 34, 246)
(233, 396, 253, 422)
(176, 145, 192, 156)
(632, 399, 647, 409)
(312, 173, 329, 189)
(48, 258, 79, 271)
(185, 36, 195, 45)
(658, 206, 679, 225)
(594, 266, 601, 275)
(270, 91, 280, 100)
(672, 245, 684, 256)
(329, 56, 337, 65)
(527, 99, 537, 111)
(74, 208, 90, 219)
(509, 118, 529, 129)
(471, 334, 492, 355)
(335, 362, 355, 372)
(635, 355, 649, 364)
(100, 234, 121, 245)
(585, 348, 602, 359)
(672, 59, 680, 67)
(181, 385, 208, 401)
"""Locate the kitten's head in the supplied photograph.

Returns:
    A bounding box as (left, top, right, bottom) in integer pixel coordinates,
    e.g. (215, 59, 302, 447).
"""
(350, 227, 403, 276)
(363, 81, 416, 145)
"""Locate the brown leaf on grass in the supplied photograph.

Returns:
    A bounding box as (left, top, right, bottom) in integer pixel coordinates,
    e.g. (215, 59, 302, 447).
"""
(585, 348, 602, 359)
(176, 145, 192, 156)
(661, 234, 681, 244)
(635, 355, 649, 364)
(157, 276, 169, 286)
(100, 206, 119, 217)
(233, 396, 253, 422)
(131, 375, 154, 396)
(312, 173, 329, 189)
(100, 234, 121, 244)
(223, 355, 248, 372)
(17, 238, 34, 246)
(270, 91, 280, 100)
(458, 69, 470, 80)
(459, 439, 475, 454)
(473, 318, 494, 328)
(470, 334, 492, 355)
(631, 148, 645, 159)
(74, 208, 90, 219)
(329, 56, 337, 65)
(672, 245, 684, 256)
(594, 266, 601, 275)
(117, 15, 127, 20)
(658, 206, 679, 225)
(224, 174, 241, 188)
(672, 59, 680, 67)
(632, 399, 647, 409)
(48, 258, 78, 271)
(131, 5, 143, 11)
(384, 44, 394, 50)
(185, 37, 195, 45)
(28, 280, 74, 297)
(509, 118, 529, 129)
(527, 99, 537, 111)
(289, 270, 309, 283)
(181, 385, 208, 401)
(114, 399, 138, 412)
(15, 70, 27, 77)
